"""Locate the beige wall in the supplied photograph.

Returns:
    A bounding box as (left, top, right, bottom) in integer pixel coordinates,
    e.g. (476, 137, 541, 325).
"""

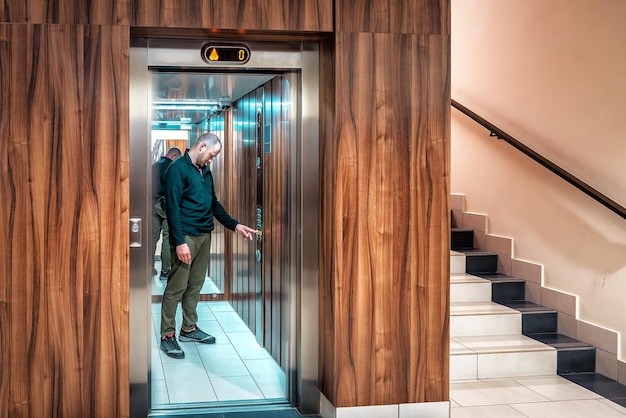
(451, 0, 626, 360)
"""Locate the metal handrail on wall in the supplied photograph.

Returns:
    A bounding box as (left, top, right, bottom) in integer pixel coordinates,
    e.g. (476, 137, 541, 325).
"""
(451, 99, 626, 220)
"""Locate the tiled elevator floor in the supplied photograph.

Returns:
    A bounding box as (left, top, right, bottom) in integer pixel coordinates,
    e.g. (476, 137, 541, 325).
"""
(150, 300, 286, 407)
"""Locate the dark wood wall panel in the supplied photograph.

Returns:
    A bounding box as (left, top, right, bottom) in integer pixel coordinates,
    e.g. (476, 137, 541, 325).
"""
(0, 0, 130, 24)
(263, 76, 291, 362)
(229, 90, 259, 328)
(131, 0, 333, 32)
(335, 0, 449, 34)
(1, 0, 451, 414)
(319, 31, 450, 407)
(0, 23, 129, 418)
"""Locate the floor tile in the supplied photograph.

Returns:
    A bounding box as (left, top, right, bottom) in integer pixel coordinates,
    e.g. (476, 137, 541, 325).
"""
(151, 346, 165, 380)
(151, 378, 170, 405)
(450, 404, 528, 418)
(214, 310, 253, 333)
(450, 379, 549, 406)
(228, 332, 273, 360)
(245, 358, 286, 399)
(210, 376, 264, 401)
(600, 398, 626, 413)
(196, 303, 217, 321)
(512, 399, 626, 417)
(163, 361, 217, 403)
(197, 344, 251, 377)
(208, 300, 236, 312)
(516, 376, 601, 401)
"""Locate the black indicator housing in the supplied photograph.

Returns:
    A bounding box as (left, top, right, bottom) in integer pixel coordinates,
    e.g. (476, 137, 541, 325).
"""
(201, 44, 251, 64)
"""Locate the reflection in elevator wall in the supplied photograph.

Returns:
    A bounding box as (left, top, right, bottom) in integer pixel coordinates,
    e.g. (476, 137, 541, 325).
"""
(210, 73, 297, 370)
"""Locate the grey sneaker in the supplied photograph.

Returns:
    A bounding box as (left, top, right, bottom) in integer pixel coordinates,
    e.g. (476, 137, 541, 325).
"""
(160, 335, 185, 359)
(179, 325, 216, 344)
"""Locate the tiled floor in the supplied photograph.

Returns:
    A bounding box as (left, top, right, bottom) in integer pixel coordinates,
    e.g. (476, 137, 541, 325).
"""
(151, 300, 286, 408)
(148, 257, 626, 417)
(450, 376, 626, 417)
(151, 299, 626, 418)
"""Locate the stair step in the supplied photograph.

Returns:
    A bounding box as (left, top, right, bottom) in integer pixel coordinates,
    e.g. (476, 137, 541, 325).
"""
(475, 273, 526, 302)
(499, 301, 558, 334)
(451, 334, 556, 380)
(448, 223, 604, 383)
(450, 250, 466, 274)
(451, 227, 474, 250)
(450, 301, 520, 337)
(526, 333, 596, 374)
(450, 274, 492, 303)
(458, 249, 498, 274)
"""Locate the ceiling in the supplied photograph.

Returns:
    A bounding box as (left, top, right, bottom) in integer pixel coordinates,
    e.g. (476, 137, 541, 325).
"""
(151, 72, 275, 125)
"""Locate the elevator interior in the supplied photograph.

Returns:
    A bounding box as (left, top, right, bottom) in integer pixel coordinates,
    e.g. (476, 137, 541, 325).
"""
(129, 39, 319, 417)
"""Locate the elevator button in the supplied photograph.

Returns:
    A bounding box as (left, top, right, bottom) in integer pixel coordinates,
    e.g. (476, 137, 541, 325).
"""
(130, 217, 142, 248)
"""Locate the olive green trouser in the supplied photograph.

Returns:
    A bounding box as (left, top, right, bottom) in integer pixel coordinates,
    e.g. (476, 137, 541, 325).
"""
(160, 233, 211, 337)
(151, 201, 171, 273)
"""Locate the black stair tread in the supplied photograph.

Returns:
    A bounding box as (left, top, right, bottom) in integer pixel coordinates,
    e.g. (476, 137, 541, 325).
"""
(456, 248, 497, 254)
(527, 333, 594, 349)
(563, 373, 626, 401)
(475, 273, 525, 283)
(499, 301, 557, 313)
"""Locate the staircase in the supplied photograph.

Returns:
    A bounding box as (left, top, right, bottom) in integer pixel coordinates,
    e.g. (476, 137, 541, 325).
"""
(450, 226, 596, 381)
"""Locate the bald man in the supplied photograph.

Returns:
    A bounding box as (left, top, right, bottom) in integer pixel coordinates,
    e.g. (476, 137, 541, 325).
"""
(159, 132, 256, 359)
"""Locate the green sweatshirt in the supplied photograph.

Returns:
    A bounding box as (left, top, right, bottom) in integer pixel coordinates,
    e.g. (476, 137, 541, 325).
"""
(165, 150, 239, 246)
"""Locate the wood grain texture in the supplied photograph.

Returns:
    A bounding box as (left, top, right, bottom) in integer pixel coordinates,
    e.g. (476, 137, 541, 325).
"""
(209, 112, 228, 297)
(131, 0, 333, 32)
(230, 87, 258, 328)
(335, 0, 450, 35)
(0, 23, 129, 418)
(0, 0, 131, 25)
(319, 31, 450, 407)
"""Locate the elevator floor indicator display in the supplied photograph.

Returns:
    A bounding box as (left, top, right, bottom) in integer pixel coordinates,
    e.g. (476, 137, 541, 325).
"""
(201, 44, 250, 64)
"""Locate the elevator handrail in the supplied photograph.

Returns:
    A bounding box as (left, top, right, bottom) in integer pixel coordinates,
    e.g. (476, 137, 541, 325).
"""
(451, 99, 626, 220)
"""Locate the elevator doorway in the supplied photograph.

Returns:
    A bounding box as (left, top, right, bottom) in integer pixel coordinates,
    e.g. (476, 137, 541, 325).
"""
(129, 39, 319, 418)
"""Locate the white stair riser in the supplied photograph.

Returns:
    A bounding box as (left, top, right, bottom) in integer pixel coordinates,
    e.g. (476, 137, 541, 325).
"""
(450, 282, 492, 303)
(450, 350, 556, 380)
(450, 313, 521, 337)
(450, 353, 477, 381)
(477, 350, 556, 379)
(450, 253, 466, 274)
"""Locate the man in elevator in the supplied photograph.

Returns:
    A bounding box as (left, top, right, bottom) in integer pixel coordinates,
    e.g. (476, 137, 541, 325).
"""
(151, 146, 182, 278)
(160, 132, 256, 359)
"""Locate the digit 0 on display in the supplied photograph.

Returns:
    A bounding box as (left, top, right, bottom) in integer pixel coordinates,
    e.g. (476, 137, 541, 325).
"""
(201, 44, 251, 65)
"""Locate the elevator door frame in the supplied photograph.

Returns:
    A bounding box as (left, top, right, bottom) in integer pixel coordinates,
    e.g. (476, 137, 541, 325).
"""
(129, 39, 319, 417)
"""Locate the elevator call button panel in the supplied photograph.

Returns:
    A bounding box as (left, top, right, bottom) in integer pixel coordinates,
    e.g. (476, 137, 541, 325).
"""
(201, 44, 250, 64)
